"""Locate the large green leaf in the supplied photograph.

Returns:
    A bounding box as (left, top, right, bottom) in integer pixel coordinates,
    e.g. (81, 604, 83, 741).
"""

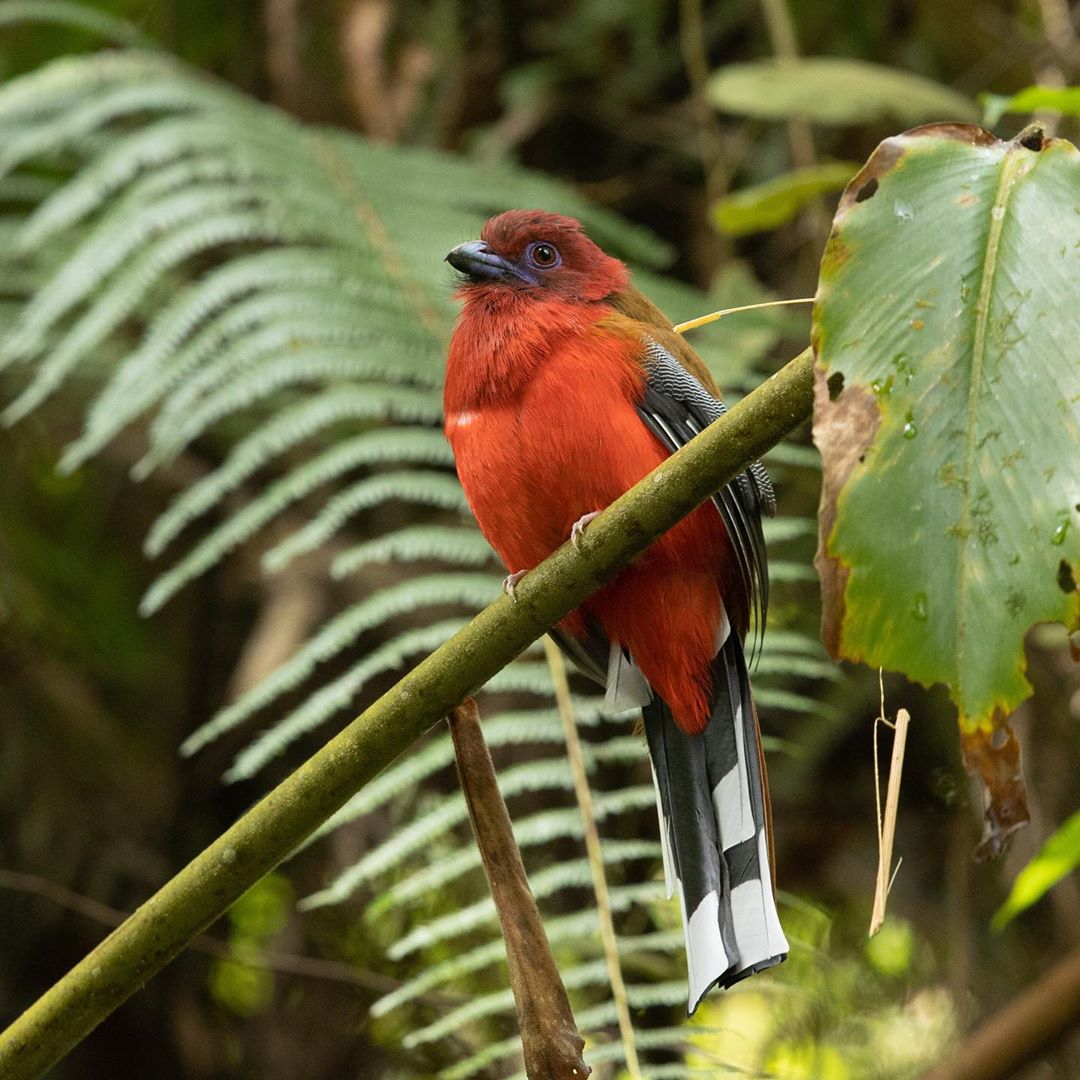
(812, 123, 1080, 851)
(707, 59, 979, 127)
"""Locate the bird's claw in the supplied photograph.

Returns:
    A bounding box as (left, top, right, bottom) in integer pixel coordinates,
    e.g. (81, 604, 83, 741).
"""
(570, 511, 601, 552)
(503, 570, 528, 599)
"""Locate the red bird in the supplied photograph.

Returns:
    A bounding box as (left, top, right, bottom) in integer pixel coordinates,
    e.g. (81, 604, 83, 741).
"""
(443, 210, 787, 1011)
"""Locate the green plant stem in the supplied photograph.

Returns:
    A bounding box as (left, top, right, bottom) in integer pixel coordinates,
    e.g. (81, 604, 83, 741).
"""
(0, 346, 814, 1080)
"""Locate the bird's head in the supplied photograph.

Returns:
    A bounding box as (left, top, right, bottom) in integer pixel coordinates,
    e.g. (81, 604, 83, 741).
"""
(446, 210, 628, 303)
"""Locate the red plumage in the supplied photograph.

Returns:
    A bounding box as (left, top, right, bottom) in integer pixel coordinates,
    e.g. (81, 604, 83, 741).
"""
(443, 210, 735, 733)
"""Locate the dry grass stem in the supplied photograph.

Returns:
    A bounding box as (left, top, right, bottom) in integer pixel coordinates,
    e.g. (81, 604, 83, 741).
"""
(543, 637, 642, 1079)
(871, 678, 911, 936)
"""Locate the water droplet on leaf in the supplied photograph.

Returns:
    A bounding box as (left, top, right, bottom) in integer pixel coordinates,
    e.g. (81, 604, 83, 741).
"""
(912, 592, 928, 621)
(1052, 519, 1070, 545)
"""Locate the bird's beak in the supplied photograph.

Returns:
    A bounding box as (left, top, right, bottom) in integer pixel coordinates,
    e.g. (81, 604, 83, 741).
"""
(445, 240, 515, 283)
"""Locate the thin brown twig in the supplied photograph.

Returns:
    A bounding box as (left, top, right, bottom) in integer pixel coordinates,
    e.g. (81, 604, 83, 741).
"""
(758, 0, 832, 254)
(758, 0, 816, 171)
(1037, 0, 1079, 70)
(0, 869, 456, 1003)
(264, 0, 303, 113)
(919, 945, 1080, 1080)
(226, 557, 325, 700)
(677, 0, 730, 208)
(1032, 0, 1080, 138)
(448, 698, 590, 1080)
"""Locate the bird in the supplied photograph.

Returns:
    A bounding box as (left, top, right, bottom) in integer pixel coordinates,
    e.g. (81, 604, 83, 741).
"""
(442, 209, 787, 1013)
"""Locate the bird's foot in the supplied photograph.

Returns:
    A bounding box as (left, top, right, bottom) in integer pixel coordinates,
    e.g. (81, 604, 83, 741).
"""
(503, 570, 528, 599)
(570, 511, 601, 551)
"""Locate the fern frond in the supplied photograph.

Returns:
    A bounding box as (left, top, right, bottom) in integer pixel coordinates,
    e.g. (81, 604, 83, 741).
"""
(296, 698, 611, 850)
(767, 560, 819, 583)
(260, 471, 467, 574)
(436, 983, 693, 1080)
(756, 687, 838, 718)
(754, 652, 841, 681)
(406, 936, 683, 1050)
(577, 1028, 708, 1068)
(147, 344, 439, 464)
(765, 442, 821, 468)
(153, 428, 450, 557)
(331, 526, 495, 577)
(181, 573, 502, 755)
(371, 907, 614, 1017)
(0, 52, 184, 127)
(135, 384, 440, 529)
(19, 115, 287, 244)
(331, 768, 652, 916)
(138, 470, 454, 616)
(761, 630, 831, 656)
(3, 204, 301, 423)
(222, 618, 469, 783)
(390, 879, 664, 964)
(0, 1, 155, 46)
(304, 787, 659, 912)
(479, 660, 572, 696)
(368, 835, 660, 924)
(406, 985, 544, 1052)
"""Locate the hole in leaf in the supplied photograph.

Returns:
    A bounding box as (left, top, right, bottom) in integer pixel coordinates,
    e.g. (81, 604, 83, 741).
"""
(1058, 559, 1077, 594)
(991, 727, 1008, 750)
(1018, 127, 1045, 151)
(855, 178, 878, 203)
(827, 371, 845, 400)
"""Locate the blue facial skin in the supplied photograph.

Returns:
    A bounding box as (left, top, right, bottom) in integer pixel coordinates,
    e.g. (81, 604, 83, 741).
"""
(445, 240, 560, 286)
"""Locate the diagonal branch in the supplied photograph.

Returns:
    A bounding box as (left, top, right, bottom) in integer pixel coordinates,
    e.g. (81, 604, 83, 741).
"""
(0, 346, 814, 1080)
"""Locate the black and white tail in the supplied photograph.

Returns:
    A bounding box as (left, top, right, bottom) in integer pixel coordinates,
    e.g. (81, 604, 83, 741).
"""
(644, 633, 788, 1014)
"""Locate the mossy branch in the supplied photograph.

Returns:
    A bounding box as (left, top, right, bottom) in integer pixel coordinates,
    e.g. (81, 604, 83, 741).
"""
(0, 346, 814, 1080)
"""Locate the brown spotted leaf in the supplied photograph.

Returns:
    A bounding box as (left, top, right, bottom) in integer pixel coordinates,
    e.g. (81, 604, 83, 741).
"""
(813, 124, 1080, 849)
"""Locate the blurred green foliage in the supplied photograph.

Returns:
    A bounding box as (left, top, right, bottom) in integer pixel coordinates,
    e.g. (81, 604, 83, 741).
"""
(210, 874, 293, 1017)
(995, 808, 1080, 929)
(706, 57, 979, 125)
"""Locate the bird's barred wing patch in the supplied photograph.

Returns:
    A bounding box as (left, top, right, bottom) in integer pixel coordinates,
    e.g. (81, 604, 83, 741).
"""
(636, 338, 773, 652)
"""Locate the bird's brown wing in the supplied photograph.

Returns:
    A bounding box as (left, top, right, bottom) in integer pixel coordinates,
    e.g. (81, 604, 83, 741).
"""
(608, 286, 723, 396)
(598, 313, 774, 648)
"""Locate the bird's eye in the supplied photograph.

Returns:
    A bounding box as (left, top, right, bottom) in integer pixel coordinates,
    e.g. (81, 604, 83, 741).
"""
(527, 242, 560, 269)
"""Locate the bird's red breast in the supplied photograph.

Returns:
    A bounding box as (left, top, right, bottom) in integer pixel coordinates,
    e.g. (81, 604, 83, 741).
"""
(444, 211, 737, 733)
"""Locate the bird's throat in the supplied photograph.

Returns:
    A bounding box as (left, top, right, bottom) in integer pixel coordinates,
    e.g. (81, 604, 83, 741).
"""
(444, 289, 608, 410)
